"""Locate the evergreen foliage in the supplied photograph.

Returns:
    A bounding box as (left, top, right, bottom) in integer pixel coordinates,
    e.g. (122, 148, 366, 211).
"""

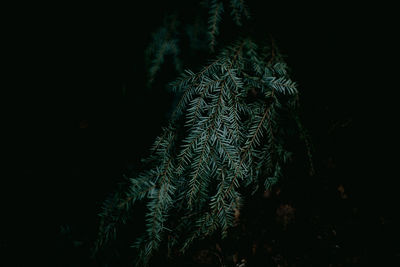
(208, 0, 224, 52)
(94, 1, 310, 265)
(145, 0, 251, 85)
(145, 14, 182, 87)
(229, 0, 250, 26)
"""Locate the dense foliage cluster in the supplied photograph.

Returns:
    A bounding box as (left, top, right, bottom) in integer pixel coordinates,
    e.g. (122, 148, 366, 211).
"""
(94, 1, 309, 265)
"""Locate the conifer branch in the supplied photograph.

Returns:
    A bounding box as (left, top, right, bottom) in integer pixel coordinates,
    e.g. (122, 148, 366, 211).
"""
(95, 34, 307, 266)
(208, 0, 224, 52)
(230, 0, 250, 26)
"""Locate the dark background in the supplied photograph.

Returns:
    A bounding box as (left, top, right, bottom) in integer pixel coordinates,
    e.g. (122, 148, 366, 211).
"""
(3, 1, 398, 265)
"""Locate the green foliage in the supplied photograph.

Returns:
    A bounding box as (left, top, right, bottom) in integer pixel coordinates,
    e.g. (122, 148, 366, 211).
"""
(229, 0, 250, 26)
(146, 0, 252, 85)
(95, 38, 302, 265)
(145, 14, 182, 87)
(94, 1, 310, 266)
(208, 0, 224, 52)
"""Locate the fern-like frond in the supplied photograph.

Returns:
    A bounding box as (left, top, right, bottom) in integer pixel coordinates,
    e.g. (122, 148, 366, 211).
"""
(208, 0, 224, 52)
(229, 0, 250, 26)
(95, 37, 305, 266)
(265, 76, 297, 95)
(145, 15, 182, 87)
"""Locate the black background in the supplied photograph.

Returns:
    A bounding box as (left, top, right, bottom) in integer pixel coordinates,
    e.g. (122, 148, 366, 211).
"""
(3, 1, 398, 265)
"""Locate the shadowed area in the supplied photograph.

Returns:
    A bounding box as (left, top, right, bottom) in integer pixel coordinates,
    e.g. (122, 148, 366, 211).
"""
(3, 1, 397, 266)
